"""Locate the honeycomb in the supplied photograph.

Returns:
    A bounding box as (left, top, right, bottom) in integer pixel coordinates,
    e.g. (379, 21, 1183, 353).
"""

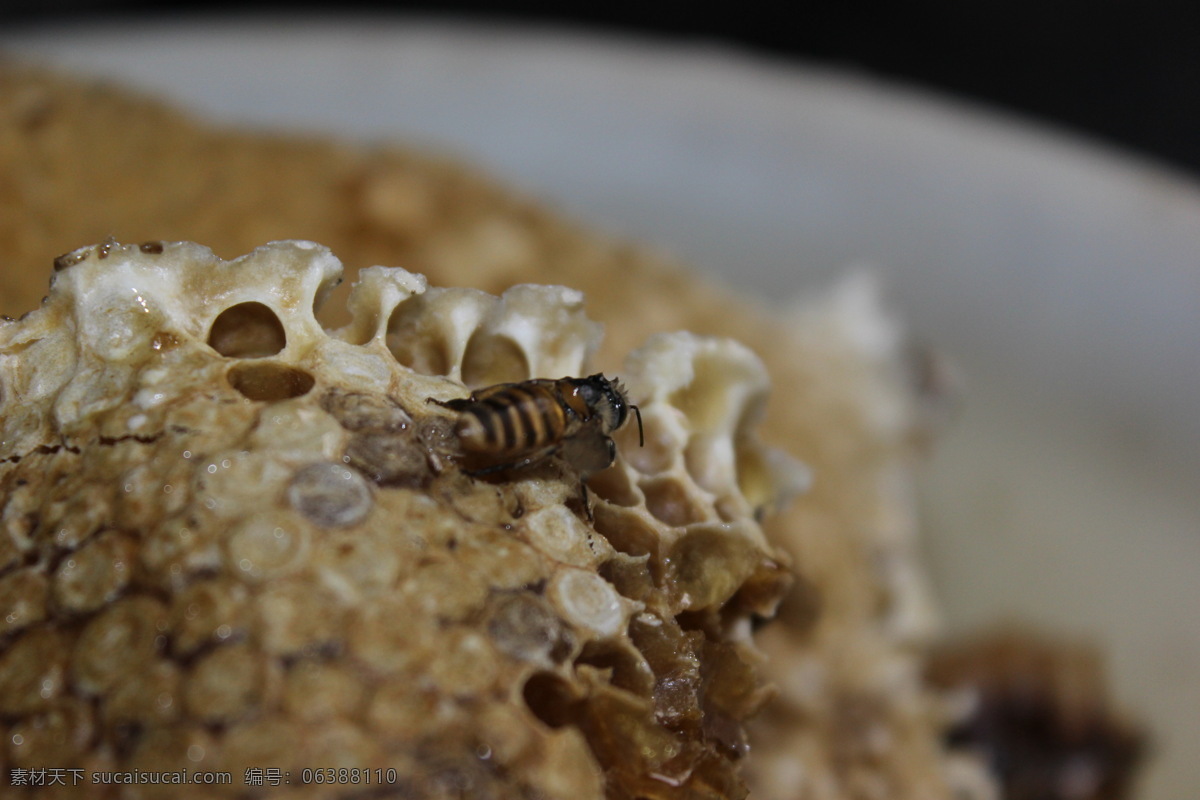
(0, 239, 805, 799)
(0, 64, 1009, 799)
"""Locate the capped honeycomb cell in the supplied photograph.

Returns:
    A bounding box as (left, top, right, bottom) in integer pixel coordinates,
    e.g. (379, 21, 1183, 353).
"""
(0, 628, 70, 717)
(51, 529, 137, 614)
(0, 568, 48, 635)
(71, 595, 169, 696)
(185, 641, 269, 724)
(285, 462, 373, 528)
(283, 659, 367, 722)
(7, 696, 95, 770)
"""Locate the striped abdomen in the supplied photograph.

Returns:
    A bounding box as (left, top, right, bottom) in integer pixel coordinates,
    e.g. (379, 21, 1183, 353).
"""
(454, 382, 571, 458)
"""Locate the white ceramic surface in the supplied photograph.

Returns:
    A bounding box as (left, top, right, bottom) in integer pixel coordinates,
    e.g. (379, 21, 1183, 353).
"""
(3, 17, 1197, 797)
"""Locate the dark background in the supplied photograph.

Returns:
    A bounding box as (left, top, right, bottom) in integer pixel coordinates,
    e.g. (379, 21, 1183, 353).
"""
(7, 2, 1199, 179)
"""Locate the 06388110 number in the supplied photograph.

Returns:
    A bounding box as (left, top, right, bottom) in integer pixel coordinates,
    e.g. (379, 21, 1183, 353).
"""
(300, 768, 397, 785)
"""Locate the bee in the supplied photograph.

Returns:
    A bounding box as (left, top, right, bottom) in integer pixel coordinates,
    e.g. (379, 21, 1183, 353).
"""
(430, 374, 644, 518)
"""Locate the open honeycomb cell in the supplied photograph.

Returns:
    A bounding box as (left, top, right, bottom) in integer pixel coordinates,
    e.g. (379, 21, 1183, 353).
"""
(0, 240, 803, 799)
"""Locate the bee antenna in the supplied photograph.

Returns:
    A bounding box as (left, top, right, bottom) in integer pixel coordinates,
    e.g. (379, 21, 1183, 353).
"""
(611, 376, 644, 448)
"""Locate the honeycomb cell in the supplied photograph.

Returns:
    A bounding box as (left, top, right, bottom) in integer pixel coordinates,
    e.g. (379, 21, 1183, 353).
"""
(6, 698, 95, 769)
(519, 725, 607, 800)
(668, 524, 763, 612)
(598, 553, 660, 607)
(487, 592, 576, 667)
(224, 513, 311, 581)
(0, 628, 71, 717)
(169, 577, 249, 656)
(584, 463, 642, 508)
(398, 557, 491, 622)
(368, 677, 452, 740)
(219, 717, 303, 775)
(343, 429, 430, 487)
(104, 659, 182, 726)
(119, 461, 182, 533)
(207, 301, 287, 358)
(471, 284, 601, 380)
(521, 505, 613, 570)
(620, 409, 678, 476)
(306, 721, 380, 771)
(452, 535, 546, 591)
(286, 462, 373, 528)
(52, 529, 136, 614)
(72, 595, 169, 695)
(337, 264, 429, 346)
(313, 526, 402, 598)
(227, 361, 315, 401)
(460, 330, 530, 388)
(283, 660, 367, 722)
(0, 519, 28, 574)
(574, 638, 656, 697)
(640, 475, 706, 527)
(126, 724, 218, 799)
(661, 337, 767, 437)
(184, 642, 268, 724)
(474, 704, 539, 768)
(44, 482, 113, 551)
(321, 389, 411, 432)
(138, 516, 222, 587)
(591, 505, 663, 561)
(0, 567, 48, 635)
(250, 402, 346, 463)
(523, 671, 581, 730)
(254, 578, 345, 657)
(426, 628, 500, 697)
(385, 292, 462, 377)
(548, 569, 629, 640)
(572, 682, 685, 784)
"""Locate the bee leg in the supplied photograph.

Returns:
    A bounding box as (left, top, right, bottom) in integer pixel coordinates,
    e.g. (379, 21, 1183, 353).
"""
(463, 446, 559, 478)
(580, 480, 594, 524)
(465, 460, 521, 477)
(426, 396, 470, 411)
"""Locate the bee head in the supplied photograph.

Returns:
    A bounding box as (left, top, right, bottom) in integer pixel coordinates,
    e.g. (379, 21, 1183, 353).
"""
(580, 374, 643, 446)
